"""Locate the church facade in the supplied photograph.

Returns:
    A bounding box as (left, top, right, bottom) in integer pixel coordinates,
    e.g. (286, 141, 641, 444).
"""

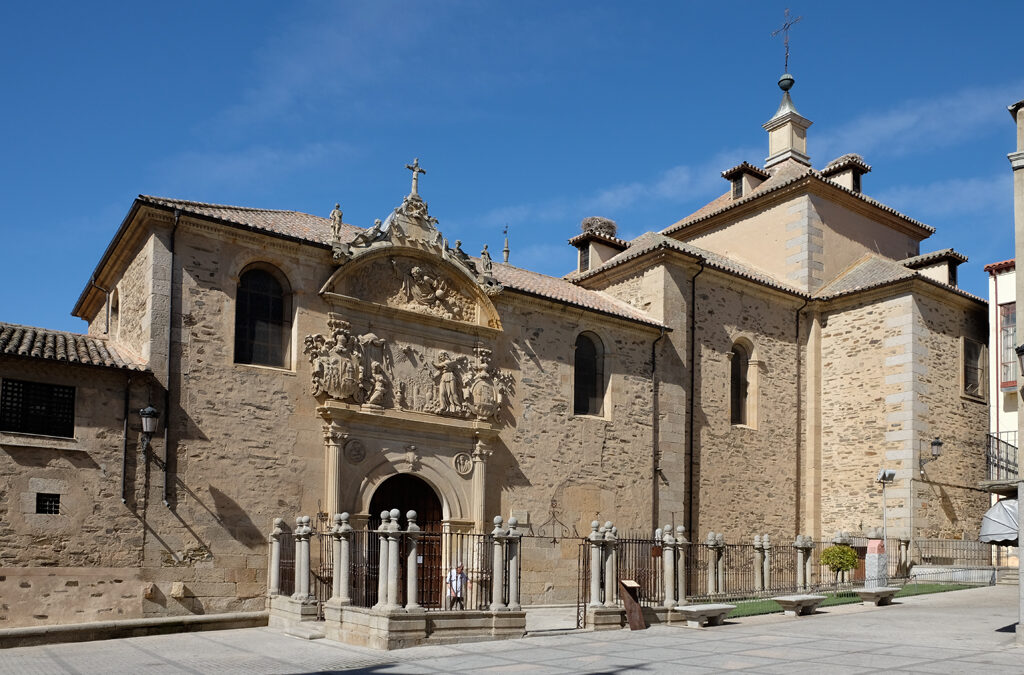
(0, 80, 989, 627)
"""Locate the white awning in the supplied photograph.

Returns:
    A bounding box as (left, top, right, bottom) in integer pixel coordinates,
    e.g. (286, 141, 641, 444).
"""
(979, 499, 1018, 545)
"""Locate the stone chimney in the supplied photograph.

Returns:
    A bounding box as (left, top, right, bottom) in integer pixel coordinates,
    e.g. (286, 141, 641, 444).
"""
(763, 74, 812, 170)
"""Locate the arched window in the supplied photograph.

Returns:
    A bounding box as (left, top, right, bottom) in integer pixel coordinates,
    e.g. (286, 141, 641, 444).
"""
(574, 332, 605, 416)
(730, 343, 749, 425)
(234, 265, 291, 368)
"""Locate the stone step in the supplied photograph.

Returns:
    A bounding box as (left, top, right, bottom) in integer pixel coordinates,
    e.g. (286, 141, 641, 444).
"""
(284, 624, 326, 640)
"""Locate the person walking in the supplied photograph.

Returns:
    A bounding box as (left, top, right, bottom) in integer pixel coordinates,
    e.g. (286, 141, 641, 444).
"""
(446, 562, 467, 609)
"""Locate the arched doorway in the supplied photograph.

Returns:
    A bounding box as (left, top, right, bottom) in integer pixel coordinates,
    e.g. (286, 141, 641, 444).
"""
(367, 473, 444, 607)
(369, 473, 443, 531)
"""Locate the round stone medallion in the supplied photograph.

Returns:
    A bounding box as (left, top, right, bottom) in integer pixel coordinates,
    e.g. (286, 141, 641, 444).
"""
(344, 439, 366, 464)
(453, 452, 473, 476)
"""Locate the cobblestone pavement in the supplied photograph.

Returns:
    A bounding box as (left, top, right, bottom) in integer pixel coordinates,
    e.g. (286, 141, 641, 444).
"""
(2, 584, 1020, 674)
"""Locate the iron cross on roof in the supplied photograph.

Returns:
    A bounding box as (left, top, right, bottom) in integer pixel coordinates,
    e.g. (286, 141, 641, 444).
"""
(771, 8, 802, 72)
(405, 158, 426, 196)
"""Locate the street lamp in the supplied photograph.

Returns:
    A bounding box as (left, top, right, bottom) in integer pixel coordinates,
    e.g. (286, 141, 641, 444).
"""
(919, 437, 943, 475)
(139, 405, 160, 449)
(876, 468, 896, 545)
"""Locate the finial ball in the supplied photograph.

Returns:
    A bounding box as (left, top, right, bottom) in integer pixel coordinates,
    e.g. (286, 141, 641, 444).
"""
(778, 73, 795, 92)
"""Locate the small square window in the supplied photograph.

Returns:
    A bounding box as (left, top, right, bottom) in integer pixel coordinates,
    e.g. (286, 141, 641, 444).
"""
(35, 493, 60, 514)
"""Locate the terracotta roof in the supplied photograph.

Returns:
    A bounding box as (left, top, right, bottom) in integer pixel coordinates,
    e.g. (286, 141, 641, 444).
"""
(821, 153, 872, 176)
(576, 232, 805, 297)
(567, 230, 630, 249)
(984, 258, 1015, 273)
(901, 248, 968, 269)
(721, 161, 770, 181)
(661, 159, 935, 238)
(0, 323, 148, 371)
(814, 254, 983, 303)
(139, 195, 363, 246)
(488, 262, 662, 327)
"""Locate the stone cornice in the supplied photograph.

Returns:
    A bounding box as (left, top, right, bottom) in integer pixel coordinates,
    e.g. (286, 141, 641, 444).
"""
(318, 402, 501, 443)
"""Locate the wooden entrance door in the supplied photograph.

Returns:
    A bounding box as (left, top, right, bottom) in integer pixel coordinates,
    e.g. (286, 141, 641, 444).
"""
(369, 473, 443, 606)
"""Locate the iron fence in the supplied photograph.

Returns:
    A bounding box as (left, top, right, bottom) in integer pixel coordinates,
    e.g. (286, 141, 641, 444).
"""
(913, 538, 999, 567)
(986, 433, 1019, 481)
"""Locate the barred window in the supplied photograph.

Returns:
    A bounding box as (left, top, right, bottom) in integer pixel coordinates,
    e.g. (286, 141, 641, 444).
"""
(235, 265, 291, 368)
(35, 493, 60, 515)
(0, 379, 75, 438)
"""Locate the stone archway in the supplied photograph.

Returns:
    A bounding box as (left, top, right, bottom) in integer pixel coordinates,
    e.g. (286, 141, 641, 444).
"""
(369, 473, 443, 532)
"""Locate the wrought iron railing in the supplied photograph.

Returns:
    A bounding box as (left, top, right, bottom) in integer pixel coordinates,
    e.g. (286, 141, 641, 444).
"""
(986, 433, 1019, 481)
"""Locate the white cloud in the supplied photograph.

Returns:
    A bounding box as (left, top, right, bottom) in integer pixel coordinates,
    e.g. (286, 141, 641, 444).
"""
(817, 81, 1024, 161)
(873, 173, 1011, 220)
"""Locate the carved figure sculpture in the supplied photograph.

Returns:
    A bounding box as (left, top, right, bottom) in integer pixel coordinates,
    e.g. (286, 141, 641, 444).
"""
(432, 351, 465, 415)
(365, 362, 389, 408)
(350, 219, 384, 248)
(330, 203, 343, 241)
(480, 245, 493, 274)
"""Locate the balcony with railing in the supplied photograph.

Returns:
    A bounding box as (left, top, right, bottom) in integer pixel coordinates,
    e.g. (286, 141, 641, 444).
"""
(983, 434, 1019, 495)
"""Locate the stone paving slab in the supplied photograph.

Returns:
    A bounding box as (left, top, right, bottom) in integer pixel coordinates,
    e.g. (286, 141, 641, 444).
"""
(0, 584, 1019, 673)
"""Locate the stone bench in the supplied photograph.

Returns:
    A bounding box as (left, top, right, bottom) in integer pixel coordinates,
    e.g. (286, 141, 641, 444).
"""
(856, 587, 900, 606)
(772, 594, 826, 617)
(673, 603, 735, 628)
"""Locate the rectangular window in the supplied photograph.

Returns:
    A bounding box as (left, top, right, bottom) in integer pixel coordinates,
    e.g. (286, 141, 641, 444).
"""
(0, 379, 75, 438)
(35, 493, 60, 514)
(579, 246, 590, 273)
(962, 337, 986, 399)
(1000, 302, 1017, 389)
(732, 178, 743, 199)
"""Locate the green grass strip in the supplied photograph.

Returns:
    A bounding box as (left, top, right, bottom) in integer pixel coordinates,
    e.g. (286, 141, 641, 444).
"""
(723, 582, 975, 619)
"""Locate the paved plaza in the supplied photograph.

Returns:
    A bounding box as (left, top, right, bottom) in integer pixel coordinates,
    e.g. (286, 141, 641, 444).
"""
(3, 584, 1021, 674)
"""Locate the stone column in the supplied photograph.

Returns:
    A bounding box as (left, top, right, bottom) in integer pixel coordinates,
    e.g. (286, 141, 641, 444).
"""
(405, 510, 421, 612)
(603, 522, 618, 608)
(662, 524, 676, 609)
(898, 539, 910, 577)
(373, 510, 391, 610)
(322, 423, 345, 518)
(762, 534, 772, 590)
(471, 436, 492, 533)
(753, 535, 765, 592)
(507, 517, 522, 611)
(715, 534, 726, 594)
(386, 508, 402, 610)
(268, 518, 284, 597)
(331, 513, 353, 605)
(794, 535, 807, 590)
(292, 516, 312, 603)
(588, 521, 603, 606)
(675, 526, 688, 604)
(490, 516, 508, 611)
(706, 532, 718, 595)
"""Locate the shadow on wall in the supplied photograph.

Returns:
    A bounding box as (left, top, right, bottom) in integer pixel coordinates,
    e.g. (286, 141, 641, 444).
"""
(209, 485, 266, 548)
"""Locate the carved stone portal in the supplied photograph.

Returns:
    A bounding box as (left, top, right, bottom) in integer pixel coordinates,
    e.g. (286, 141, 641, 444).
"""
(342, 259, 478, 324)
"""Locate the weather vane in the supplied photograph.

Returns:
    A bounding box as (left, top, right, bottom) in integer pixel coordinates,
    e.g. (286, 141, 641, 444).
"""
(771, 8, 802, 72)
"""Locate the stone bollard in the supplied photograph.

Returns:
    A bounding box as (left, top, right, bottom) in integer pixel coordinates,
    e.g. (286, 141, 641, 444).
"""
(864, 527, 887, 588)
(762, 534, 772, 590)
(675, 525, 688, 604)
(269, 518, 284, 597)
(386, 508, 402, 609)
(491, 516, 508, 611)
(898, 539, 910, 577)
(662, 524, 676, 609)
(753, 535, 764, 592)
(507, 517, 522, 611)
(331, 513, 353, 605)
(793, 535, 814, 590)
(589, 521, 604, 606)
(654, 528, 664, 604)
(373, 510, 391, 609)
(292, 516, 313, 603)
(705, 532, 725, 594)
(405, 510, 421, 611)
(603, 522, 618, 608)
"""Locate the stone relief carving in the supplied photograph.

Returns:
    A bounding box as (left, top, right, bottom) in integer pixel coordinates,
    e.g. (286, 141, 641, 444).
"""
(306, 317, 513, 423)
(344, 438, 366, 464)
(344, 258, 478, 323)
(453, 452, 473, 476)
(304, 315, 393, 407)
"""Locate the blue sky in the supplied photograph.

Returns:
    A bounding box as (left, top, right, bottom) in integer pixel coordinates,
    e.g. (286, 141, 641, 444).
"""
(1, 2, 1021, 332)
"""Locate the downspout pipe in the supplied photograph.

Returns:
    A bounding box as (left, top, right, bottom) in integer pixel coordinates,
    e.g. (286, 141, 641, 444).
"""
(794, 297, 809, 536)
(121, 374, 132, 504)
(163, 209, 179, 508)
(651, 325, 667, 531)
(685, 260, 705, 539)
(88, 277, 112, 335)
